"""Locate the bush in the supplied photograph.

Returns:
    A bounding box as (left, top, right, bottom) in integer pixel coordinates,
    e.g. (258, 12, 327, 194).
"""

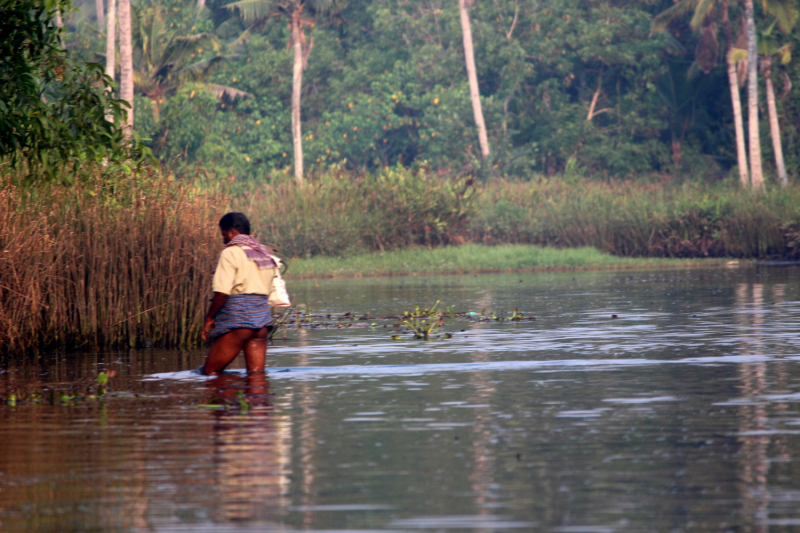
(243, 165, 478, 257)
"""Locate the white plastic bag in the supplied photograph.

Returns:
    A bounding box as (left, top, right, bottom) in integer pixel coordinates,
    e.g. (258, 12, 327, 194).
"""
(268, 255, 291, 307)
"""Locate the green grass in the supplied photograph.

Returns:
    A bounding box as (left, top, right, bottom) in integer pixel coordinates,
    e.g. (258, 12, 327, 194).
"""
(284, 244, 733, 279)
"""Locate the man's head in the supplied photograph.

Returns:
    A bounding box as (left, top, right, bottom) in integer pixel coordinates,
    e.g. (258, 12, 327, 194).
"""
(219, 212, 250, 244)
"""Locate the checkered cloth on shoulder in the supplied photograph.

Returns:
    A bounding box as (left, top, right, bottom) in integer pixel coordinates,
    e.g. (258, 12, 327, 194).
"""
(225, 235, 276, 270)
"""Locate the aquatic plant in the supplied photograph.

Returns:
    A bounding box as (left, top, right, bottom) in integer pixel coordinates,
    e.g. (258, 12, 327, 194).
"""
(400, 300, 444, 340)
(2, 371, 114, 404)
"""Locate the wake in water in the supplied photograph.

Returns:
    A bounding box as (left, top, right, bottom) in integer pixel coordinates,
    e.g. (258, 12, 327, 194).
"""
(143, 352, 794, 381)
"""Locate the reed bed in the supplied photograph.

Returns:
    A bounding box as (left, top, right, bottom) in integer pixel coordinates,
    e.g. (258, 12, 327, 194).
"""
(469, 179, 800, 258)
(237, 166, 476, 258)
(240, 172, 800, 260)
(0, 166, 228, 354)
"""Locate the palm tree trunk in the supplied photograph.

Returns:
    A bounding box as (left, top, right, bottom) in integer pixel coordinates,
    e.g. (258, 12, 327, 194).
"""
(744, 0, 763, 191)
(105, 0, 116, 123)
(763, 58, 787, 187)
(722, 0, 748, 188)
(118, 0, 134, 135)
(290, 8, 304, 183)
(727, 59, 749, 187)
(105, 0, 115, 83)
(458, 0, 490, 160)
(96, 0, 104, 26)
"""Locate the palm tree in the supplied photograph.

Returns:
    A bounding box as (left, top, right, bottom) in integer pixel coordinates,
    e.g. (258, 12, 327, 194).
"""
(653, 0, 749, 187)
(224, 0, 341, 183)
(130, 3, 249, 121)
(723, 0, 749, 188)
(759, 19, 794, 187)
(744, 0, 764, 191)
(119, 0, 134, 135)
(458, 0, 490, 161)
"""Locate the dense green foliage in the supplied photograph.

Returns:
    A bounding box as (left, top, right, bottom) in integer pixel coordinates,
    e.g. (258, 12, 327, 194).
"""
(0, 0, 147, 181)
(56, 0, 800, 181)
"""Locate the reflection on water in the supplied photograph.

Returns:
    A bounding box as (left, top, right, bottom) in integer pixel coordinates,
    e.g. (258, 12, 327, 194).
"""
(207, 374, 291, 522)
(3, 267, 800, 532)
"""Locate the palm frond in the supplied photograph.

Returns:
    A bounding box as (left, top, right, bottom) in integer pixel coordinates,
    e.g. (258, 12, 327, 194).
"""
(132, 70, 151, 92)
(651, 0, 698, 34)
(150, 5, 168, 70)
(153, 62, 178, 81)
(689, 0, 716, 30)
(763, 0, 798, 33)
(224, 0, 281, 23)
(160, 33, 220, 68)
(199, 83, 253, 101)
(308, 0, 342, 17)
(778, 43, 792, 64)
(177, 55, 233, 81)
(231, 16, 271, 47)
(663, 33, 687, 55)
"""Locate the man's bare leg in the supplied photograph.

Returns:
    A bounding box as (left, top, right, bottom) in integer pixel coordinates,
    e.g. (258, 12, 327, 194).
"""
(243, 326, 269, 373)
(203, 328, 256, 375)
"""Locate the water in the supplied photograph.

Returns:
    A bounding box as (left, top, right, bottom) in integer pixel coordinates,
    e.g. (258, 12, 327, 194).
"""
(2, 267, 800, 532)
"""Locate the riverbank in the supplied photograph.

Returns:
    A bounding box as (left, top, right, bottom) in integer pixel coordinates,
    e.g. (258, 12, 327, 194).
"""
(284, 244, 736, 279)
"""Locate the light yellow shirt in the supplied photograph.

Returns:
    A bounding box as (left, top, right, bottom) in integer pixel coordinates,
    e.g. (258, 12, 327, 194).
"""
(212, 246, 276, 296)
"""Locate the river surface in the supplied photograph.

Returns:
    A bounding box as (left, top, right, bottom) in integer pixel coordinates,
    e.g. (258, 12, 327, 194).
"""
(3, 267, 800, 532)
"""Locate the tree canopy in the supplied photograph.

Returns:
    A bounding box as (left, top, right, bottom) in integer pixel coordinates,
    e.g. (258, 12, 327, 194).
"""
(11, 0, 800, 182)
(0, 0, 148, 181)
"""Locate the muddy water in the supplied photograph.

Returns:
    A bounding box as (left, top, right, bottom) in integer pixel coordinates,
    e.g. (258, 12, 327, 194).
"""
(3, 267, 800, 532)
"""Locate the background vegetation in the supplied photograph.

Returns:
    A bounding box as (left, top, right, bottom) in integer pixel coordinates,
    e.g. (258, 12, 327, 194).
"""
(58, 0, 800, 181)
(3, 0, 800, 354)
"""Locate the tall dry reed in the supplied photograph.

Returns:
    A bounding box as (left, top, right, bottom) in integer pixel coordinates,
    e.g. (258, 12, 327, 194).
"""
(0, 166, 228, 354)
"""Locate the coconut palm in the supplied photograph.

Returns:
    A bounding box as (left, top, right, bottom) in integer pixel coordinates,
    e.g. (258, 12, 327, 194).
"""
(224, 0, 342, 183)
(743, 0, 764, 191)
(130, 3, 249, 122)
(759, 19, 795, 186)
(458, 0, 490, 161)
(653, 0, 750, 187)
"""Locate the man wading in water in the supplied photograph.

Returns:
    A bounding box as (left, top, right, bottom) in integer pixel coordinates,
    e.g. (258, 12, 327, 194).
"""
(200, 212, 277, 375)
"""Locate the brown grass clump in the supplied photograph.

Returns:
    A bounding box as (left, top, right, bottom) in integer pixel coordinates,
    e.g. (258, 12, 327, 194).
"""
(0, 166, 229, 355)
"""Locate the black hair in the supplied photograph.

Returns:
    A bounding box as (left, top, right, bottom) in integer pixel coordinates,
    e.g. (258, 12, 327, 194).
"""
(219, 212, 251, 235)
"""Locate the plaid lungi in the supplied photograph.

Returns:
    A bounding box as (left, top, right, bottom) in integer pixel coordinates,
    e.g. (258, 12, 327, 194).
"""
(209, 294, 273, 340)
